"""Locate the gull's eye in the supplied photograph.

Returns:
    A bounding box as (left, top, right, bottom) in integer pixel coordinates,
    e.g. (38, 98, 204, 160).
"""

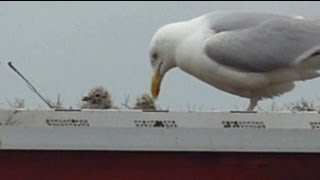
(152, 52, 158, 60)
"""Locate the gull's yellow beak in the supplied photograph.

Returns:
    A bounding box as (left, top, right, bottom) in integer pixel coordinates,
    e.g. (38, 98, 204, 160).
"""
(151, 73, 163, 99)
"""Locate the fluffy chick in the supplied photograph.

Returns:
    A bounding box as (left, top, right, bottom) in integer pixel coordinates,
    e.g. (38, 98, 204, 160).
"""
(81, 86, 117, 109)
(133, 93, 156, 110)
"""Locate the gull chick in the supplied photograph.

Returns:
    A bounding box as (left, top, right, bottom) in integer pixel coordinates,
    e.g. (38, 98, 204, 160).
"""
(133, 93, 156, 110)
(81, 86, 116, 109)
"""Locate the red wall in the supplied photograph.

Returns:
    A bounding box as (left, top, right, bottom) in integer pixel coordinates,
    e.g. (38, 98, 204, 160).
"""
(0, 151, 319, 180)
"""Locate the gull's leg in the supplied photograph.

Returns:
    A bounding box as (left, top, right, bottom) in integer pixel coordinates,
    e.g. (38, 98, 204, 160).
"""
(247, 98, 259, 111)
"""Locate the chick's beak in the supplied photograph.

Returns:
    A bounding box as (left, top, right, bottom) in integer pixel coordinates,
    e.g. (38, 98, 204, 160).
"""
(82, 96, 90, 101)
(151, 73, 163, 99)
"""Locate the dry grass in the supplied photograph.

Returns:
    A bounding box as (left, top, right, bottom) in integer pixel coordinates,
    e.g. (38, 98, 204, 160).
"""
(6, 98, 25, 109)
(2, 93, 320, 112)
(283, 98, 318, 112)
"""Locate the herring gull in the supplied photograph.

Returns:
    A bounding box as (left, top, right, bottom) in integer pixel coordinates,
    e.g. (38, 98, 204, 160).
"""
(149, 12, 320, 111)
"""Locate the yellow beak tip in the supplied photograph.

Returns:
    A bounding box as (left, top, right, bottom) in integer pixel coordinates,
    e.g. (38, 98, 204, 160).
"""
(151, 73, 163, 100)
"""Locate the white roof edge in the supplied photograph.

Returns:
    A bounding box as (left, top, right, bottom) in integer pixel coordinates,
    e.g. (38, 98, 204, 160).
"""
(0, 109, 320, 152)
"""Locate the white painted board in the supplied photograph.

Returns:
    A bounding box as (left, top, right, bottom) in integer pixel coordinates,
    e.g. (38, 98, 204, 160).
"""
(0, 109, 319, 152)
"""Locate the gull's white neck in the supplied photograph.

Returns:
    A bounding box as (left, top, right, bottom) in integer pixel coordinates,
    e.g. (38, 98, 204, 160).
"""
(175, 17, 218, 77)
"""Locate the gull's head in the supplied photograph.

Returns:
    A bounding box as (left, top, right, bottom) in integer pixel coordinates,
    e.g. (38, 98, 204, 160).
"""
(149, 22, 188, 99)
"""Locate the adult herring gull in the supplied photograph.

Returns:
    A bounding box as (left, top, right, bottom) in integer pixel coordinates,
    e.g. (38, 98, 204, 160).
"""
(149, 12, 320, 111)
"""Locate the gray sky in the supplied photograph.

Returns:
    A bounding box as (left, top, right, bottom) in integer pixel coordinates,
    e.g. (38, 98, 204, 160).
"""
(0, 1, 320, 110)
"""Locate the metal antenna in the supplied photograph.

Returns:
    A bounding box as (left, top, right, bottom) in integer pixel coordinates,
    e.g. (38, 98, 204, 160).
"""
(8, 61, 54, 109)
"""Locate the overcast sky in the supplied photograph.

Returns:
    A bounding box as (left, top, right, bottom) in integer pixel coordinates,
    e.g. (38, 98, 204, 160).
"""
(0, 1, 320, 110)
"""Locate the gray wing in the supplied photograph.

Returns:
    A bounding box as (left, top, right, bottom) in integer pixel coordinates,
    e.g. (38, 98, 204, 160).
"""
(204, 15, 320, 72)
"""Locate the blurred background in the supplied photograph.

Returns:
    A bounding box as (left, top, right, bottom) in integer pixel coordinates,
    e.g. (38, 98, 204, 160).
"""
(0, 1, 319, 110)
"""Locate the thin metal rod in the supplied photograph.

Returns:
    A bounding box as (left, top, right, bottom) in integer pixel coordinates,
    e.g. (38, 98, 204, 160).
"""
(8, 61, 53, 109)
